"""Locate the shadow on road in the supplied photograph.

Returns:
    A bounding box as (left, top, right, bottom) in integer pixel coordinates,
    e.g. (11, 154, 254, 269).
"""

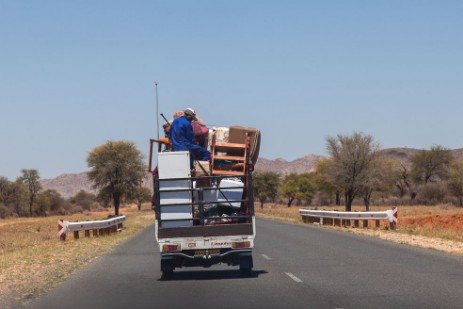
(159, 269, 268, 281)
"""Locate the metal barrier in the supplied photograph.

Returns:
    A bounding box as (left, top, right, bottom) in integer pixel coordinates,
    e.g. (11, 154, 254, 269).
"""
(58, 215, 126, 240)
(299, 208, 398, 229)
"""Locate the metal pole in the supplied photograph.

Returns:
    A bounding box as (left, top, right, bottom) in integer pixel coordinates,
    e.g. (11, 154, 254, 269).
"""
(155, 81, 159, 140)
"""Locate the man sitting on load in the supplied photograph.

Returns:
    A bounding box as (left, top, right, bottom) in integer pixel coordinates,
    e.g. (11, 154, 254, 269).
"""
(168, 108, 210, 168)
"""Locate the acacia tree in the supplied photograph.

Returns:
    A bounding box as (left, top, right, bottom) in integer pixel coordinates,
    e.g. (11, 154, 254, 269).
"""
(360, 157, 396, 210)
(253, 172, 280, 208)
(411, 145, 453, 184)
(130, 186, 152, 211)
(281, 173, 316, 207)
(18, 169, 41, 216)
(394, 162, 410, 198)
(313, 158, 341, 205)
(87, 141, 146, 216)
(280, 173, 300, 207)
(325, 132, 379, 211)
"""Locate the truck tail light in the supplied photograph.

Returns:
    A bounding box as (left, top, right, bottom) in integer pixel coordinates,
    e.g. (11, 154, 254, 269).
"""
(162, 244, 180, 252)
(232, 241, 250, 249)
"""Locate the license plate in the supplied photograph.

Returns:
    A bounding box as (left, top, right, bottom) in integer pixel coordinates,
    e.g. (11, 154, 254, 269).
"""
(194, 249, 220, 256)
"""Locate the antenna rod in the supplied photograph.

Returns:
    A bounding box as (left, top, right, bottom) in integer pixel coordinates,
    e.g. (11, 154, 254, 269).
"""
(155, 81, 159, 139)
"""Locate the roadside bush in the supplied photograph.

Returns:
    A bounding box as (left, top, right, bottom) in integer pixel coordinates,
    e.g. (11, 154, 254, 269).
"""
(417, 183, 447, 205)
(0, 203, 12, 219)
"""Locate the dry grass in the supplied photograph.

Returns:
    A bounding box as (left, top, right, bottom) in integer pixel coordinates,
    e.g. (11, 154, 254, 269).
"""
(255, 204, 463, 255)
(0, 204, 155, 308)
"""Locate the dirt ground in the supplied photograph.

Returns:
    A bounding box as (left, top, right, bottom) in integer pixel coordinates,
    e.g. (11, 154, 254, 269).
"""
(400, 213, 463, 232)
(344, 216, 463, 256)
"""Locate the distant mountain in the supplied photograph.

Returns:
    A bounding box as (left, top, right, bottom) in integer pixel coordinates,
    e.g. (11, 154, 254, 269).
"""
(41, 172, 152, 199)
(41, 173, 96, 199)
(40, 148, 463, 198)
(254, 154, 325, 175)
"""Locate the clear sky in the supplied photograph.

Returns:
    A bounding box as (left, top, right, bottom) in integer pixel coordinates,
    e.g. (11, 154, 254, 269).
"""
(1, 0, 462, 180)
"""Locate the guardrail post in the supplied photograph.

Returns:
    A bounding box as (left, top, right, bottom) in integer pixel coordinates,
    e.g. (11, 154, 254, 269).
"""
(85, 230, 90, 238)
(93, 229, 99, 237)
(375, 220, 380, 228)
(73, 231, 79, 239)
(363, 220, 368, 228)
(389, 221, 397, 230)
(354, 220, 359, 228)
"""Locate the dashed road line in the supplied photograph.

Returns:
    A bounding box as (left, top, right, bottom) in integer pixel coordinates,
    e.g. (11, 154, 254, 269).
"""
(285, 272, 303, 283)
(261, 254, 271, 260)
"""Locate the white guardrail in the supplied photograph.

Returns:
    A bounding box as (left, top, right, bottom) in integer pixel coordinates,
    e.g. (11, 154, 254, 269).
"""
(58, 215, 126, 240)
(299, 208, 398, 229)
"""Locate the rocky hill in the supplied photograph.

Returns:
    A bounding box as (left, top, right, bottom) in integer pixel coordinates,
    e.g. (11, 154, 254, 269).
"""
(41, 172, 152, 199)
(254, 154, 325, 175)
(41, 148, 463, 199)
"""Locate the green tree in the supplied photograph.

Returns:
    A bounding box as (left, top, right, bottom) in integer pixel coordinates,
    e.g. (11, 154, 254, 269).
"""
(280, 173, 300, 207)
(325, 132, 379, 211)
(313, 158, 341, 205)
(360, 157, 396, 210)
(410, 145, 453, 184)
(18, 169, 41, 216)
(280, 173, 317, 207)
(448, 160, 463, 206)
(253, 172, 280, 208)
(130, 186, 152, 211)
(70, 190, 97, 211)
(0, 177, 11, 204)
(87, 141, 146, 216)
(35, 190, 64, 216)
(9, 181, 28, 216)
(96, 188, 113, 208)
(70, 190, 96, 203)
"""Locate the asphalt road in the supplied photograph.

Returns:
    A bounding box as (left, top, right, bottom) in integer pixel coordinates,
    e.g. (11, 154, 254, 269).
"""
(27, 218, 463, 309)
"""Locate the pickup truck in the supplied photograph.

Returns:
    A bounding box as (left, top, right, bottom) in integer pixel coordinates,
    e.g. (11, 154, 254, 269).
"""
(148, 126, 260, 278)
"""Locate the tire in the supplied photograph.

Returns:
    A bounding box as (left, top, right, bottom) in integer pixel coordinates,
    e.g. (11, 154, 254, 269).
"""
(239, 266, 252, 276)
(161, 270, 174, 280)
(239, 255, 253, 276)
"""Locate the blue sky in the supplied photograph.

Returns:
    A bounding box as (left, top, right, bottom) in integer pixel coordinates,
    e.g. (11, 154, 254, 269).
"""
(1, 0, 462, 180)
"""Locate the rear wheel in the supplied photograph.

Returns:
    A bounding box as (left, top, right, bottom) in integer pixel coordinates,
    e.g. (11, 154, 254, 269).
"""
(239, 266, 252, 276)
(161, 270, 174, 280)
(239, 255, 253, 276)
(161, 258, 175, 280)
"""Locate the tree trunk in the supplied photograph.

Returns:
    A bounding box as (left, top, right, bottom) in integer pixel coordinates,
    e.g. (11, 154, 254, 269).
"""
(137, 202, 142, 211)
(260, 199, 264, 209)
(335, 191, 341, 206)
(114, 193, 121, 216)
(287, 197, 294, 207)
(29, 196, 33, 217)
(363, 191, 371, 211)
(345, 191, 354, 212)
(396, 184, 405, 198)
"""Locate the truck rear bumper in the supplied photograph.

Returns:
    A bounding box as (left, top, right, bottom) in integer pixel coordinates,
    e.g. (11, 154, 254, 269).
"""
(161, 249, 252, 268)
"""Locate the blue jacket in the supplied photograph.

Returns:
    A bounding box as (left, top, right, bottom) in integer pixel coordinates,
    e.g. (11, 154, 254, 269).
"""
(168, 116, 194, 151)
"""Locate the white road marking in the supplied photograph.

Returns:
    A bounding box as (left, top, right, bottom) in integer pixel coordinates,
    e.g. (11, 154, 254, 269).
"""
(285, 272, 303, 283)
(261, 254, 271, 260)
